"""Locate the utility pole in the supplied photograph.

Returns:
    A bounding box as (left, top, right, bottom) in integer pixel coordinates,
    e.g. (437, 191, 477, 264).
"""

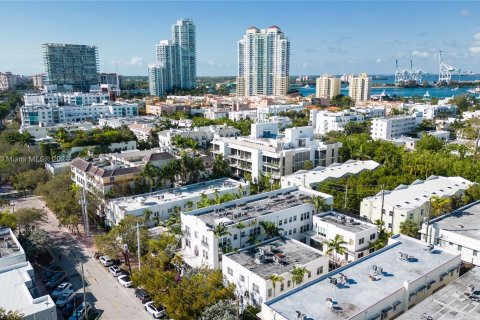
(81, 263, 87, 319)
(137, 222, 141, 271)
(380, 183, 386, 225)
(424, 198, 432, 243)
(344, 185, 348, 210)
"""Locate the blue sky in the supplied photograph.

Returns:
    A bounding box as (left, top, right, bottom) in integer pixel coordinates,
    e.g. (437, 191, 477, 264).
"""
(1, 1, 479, 76)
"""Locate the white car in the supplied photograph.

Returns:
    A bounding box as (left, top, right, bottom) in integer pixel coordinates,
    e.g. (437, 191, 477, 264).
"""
(118, 275, 133, 287)
(99, 256, 114, 267)
(51, 282, 72, 300)
(144, 301, 165, 319)
(55, 289, 76, 307)
(108, 266, 123, 277)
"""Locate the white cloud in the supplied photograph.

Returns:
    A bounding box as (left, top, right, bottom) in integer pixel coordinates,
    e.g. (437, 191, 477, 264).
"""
(474, 32, 480, 42)
(376, 58, 386, 63)
(460, 9, 471, 16)
(469, 47, 480, 54)
(411, 50, 432, 59)
(468, 33, 480, 55)
(129, 56, 143, 66)
(207, 60, 215, 66)
(302, 62, 311, 68)
(396, 52, 407, 58)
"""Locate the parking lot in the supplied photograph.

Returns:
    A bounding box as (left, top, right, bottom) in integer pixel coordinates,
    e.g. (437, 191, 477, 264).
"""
(17, 196, 152, 320)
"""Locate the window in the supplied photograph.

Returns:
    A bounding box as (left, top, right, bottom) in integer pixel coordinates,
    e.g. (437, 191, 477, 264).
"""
(289, 230, 292, 235)
(185, 239, 191, 248)
(358, 252, 364, 258)
(359, 238, 365, 245)
(279, 220, 283, 226)
(240, 275, 245, 282)
(289, 217, 292, 223)
(268, 289, 272, 297)
(234, 234, 238, 240)
(409, 213, 414, 220)
(300, 213, 304, 221)
(349, 239, 353, 245)
(252, 283, 259, 293)
(317, 266, 324, 275)
(307, 271, 311, 278)
(370, 234, 376, 240)
(293, 215, 297, 221)
(227, 267, 233, 276)
(474, 250, 478, 257)
(293, 228, 297, 234)
(287, 280, 291, 287)
(280, 283, 284, 291)
(458, 245, 462, 251)
(202, 250, 208, 259)
(300, 226, 303, 233)
(284, 218, 287, 224)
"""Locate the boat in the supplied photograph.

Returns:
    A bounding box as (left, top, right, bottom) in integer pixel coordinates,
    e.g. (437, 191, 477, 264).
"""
(423, 91, 430, 98)
(467, 87, 480, 94)
(303, 84, 310, 89)
(451, 86, 459, 91)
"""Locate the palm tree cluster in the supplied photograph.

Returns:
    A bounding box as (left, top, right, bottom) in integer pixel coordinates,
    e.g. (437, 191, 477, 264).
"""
(196, 189, 241, 209)
(325, 234, 348, 270)
(171, 135, 200, 150)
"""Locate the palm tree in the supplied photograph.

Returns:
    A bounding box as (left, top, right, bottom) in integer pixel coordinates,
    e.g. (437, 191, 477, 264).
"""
(212, 223, 231, 239)
(54, 128, 69, 143)
(19, 132, 35, 146)
(184, 201, 194, 211)
(291, 266, 307, 288)
(212, 154, 231, 178)
(309, 196, 329, 214)
(325, 234, 348, 269)
(188, 156, 205, 183)
(235, 222, 246, 247)
(171, 134, 185, 147)
(196, 192, 213, 208)
(399, 220, 420, 238)
(352, 144, 371, 160)
(430, 196, 453, 218)
(141, 161, 159, 192)
(185, 138, 199, 151)
(267, 274, 284, 297)
(259, 220, 283, 239)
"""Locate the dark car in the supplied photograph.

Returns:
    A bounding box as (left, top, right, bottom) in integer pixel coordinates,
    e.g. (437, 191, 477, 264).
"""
(41, 265, 62, 282)
(134, 289, 151, 303)
(61, 295, 83, 317)
(46, 272, 66, 290)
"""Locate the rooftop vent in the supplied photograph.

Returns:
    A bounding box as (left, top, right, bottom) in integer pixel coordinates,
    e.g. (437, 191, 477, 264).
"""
(295, 311, 306, 320)
(254, 253, 265, 264)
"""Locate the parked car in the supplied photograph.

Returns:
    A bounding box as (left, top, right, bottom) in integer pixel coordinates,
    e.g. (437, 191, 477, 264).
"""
(108, 266, 123, 277)
(99, 256, 113, 267)
(46, 272, 66, 290)
(68, 302, 92, 320)
(61, 295, 83, 317)
(56, 290, 76, 308)
(134, 289, 151, 303)
(51, 282, 73, 300)
(118, 275, 132, 288)
(41, 265, 62, 282)
(144, 301, 165, 319)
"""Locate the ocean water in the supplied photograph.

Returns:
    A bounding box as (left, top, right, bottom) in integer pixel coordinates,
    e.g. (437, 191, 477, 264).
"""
(298, 74, 480, 98)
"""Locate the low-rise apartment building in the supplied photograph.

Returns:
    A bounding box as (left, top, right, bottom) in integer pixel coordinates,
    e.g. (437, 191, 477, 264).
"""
(257, 104, 305, 122)
(128, 123, 155, 141)
(222, 237, 329, 308)
(158, 125, 240, 150)
(281, 160, 380, 189)
(0, 228, 57, 320)
(309, 211, 378, 263)
(212, 124, 341, 182)
(260, 235, 461, 320)
(106, 178, 248, 226)
(397, 266, 480, 320)
(145, 103, 191, 116)
(409, 103, 457, 120)
(181, 186, 333, 268)
(420, 201, 480, 266)
(312, 110, 366, 134)
(107, 149, 175, 169)
(360, 176, 474, 234)
(371, 113, 423, 140)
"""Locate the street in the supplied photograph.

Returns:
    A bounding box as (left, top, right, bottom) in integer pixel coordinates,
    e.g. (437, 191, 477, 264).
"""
(14, 196, 152, 320)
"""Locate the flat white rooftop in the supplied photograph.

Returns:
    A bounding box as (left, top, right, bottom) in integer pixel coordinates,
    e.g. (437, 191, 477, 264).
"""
(364, 176, 474, 210)
(265, 235, 459, 320)
(110, 178, 246, 212)
(315, 211, 377, 234)
(397, 266, 480, 320)
(282, 160, 380, 187)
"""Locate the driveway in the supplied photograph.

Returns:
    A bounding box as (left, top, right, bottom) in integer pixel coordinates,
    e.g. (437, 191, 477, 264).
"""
(17, 196, 152, 320)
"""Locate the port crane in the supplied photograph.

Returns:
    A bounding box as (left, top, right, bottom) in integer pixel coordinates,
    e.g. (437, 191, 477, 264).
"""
(394, 59, 423, 85)
(438, 51, 458, 83)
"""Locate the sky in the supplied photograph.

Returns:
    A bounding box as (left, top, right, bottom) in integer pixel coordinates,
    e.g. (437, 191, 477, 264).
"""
(1, 1, 479, 76)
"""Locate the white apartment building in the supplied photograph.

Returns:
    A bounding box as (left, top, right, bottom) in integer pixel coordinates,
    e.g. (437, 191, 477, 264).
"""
(408, 103, 457, 120)
(309, 211, 378, 263)
(106, 178, 247, 226)
(349, 73, 372, 102)
(351, 105, 386, 118)
(228, 109, 257, 122)
(98, 116, 157, 129)
(281, 160, 380, 189)
(360, 176, 474, 234)
(260, 235, 461, 320)
(420, 201, 480, 266)
(370, 113, 423, 140)
(315, 74, 341, 99)
(181, 186, 333, 268)
(20, 103, 138, 126)
(0, 72, 20, 90)
(212, 124, 341, 182)
(0, 228, 57, 320)
(128, 123, 155, 141)
(462, 110, 480, 120)
(222, 238, 329, 308)
(19, 122, 94, 139)
(24, 92, 110, 107)
(313, 110, 365, 134)
(257, 103, 304, 122)
(237, 26, 290, 97)
(107, 149, 176, 169)
(158, 125, 240, 150)
(204, 108, 229, 120)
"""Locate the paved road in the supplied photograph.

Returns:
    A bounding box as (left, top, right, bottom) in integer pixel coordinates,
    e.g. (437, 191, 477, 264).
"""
(15, 196, 152, 320)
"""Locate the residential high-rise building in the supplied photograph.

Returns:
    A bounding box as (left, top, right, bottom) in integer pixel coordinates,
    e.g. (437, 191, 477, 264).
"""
(237, 26, 290, 97)
(148, 19, 197, 97)
(42, 43, 99, 92)
(0, 72, 19, 90)
(348, 73, 372, 101)
(315, 74, 340, 99)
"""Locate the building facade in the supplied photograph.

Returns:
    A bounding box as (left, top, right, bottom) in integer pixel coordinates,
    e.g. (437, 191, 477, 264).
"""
(42, 43, 99, 92)
(237, 26, 290, 96)
(0, 72, 20, 90)
(348, 73, 372, 102)
(315, 74, 341, 99)
(313, 110, 366, 135)
(370, 113, 423, 140)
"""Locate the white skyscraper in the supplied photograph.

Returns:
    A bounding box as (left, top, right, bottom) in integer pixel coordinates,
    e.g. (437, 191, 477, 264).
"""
(349, 73, 372, 101)
(237, 26, 290, 97)
(315, 74, 341, 99)
(148, 19, 197, 96)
